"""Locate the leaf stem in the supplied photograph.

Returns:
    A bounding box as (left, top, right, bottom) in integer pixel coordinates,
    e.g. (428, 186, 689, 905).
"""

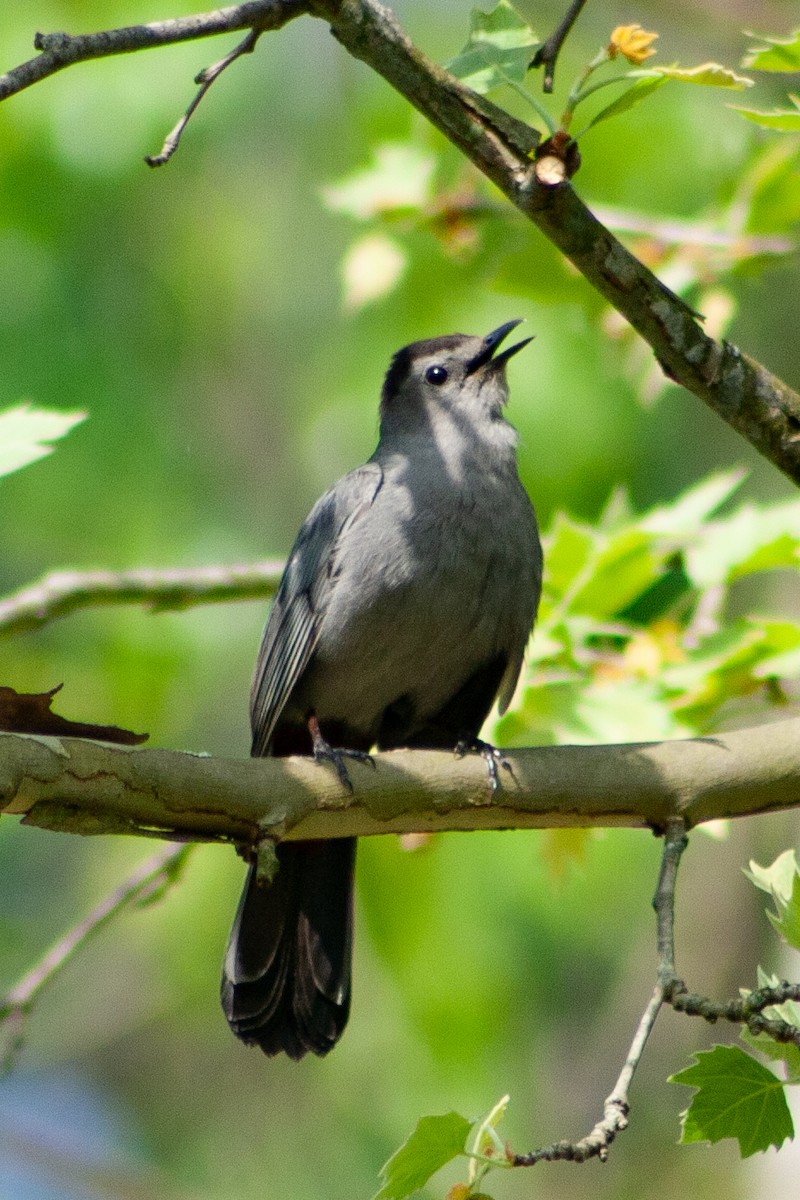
(507, 79, 557, 134)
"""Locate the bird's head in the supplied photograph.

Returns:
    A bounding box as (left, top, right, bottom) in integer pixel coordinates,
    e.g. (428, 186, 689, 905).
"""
(379, 321, 532, 440)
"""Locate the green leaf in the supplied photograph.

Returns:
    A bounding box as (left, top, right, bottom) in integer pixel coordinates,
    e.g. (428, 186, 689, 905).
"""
(568, 529, 659, 618)
(583, 76, 665, 133)
(745, 849, 799, 901)
(685, 500, 800, 589)
(645, 63, 754, 89)
(741, 1027, 800, 1084)
(640, 469, 745, 537)
(373, 1112, 472, 1200)
(539, 514, 595, 607)
(767, 870, 800, 950)
(321, 143, 436, 220)
(733, 102, 800, 132)
(0, 404, 86, 479)
(447, 1, 540, 94)
(670, 1045, 794, 1156)
(743, 30, 800, 73)
(754, 643, 800, 679)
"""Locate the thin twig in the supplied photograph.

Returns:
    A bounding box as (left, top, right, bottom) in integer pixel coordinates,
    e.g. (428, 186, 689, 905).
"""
(146, 28, 261, 165)
(592, 205, 793, 255)
(512, 822, 689, 1165)
(0, 842, 191, 1072)
(0, 561, 284, 638)
(529, 0, 590, 92)
(669, 982, 800, 1046)
(0, 2, 305, 103)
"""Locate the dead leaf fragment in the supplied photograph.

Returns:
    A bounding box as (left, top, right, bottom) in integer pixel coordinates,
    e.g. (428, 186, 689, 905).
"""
(0, 684, 148, 744)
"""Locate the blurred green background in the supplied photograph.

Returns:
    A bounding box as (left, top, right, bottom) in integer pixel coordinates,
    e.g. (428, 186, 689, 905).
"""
(2, 0, 800, 1197)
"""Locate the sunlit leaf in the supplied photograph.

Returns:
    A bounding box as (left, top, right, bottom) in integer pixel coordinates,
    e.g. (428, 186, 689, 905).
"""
(321, 143, 436, 220)
(645, 62, 754, 89)
(733, 102, 800, 132)
(685, 500, 800, 588)
(373, 1112, 471, 1200)
(567, 529, 659, 617)
(743, 30, 800, 73)
(670, 1045, 794, 1156)
(341, 233, 406, 310)
(0, 404, 85, 479)
(640, 469, 745, 536)
(447, 1, 540, 94)
(539, 513, 595, 602)
(767, 871, 800, 950)
(745, 849, 798, 900)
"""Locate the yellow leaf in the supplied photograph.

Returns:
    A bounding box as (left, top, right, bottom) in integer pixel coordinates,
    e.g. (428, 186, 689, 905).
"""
(609, 24, 659, 65)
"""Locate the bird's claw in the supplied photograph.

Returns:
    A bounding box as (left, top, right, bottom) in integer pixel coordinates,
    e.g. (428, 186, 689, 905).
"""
(308, 716, 375, 793)
(454, 736, 515, 793)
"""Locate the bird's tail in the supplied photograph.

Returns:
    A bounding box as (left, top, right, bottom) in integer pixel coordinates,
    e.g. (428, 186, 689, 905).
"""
(221, 838, 356, 1059)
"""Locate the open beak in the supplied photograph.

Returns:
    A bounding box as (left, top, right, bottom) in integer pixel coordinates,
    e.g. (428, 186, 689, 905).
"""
(465, 320, 534, 375)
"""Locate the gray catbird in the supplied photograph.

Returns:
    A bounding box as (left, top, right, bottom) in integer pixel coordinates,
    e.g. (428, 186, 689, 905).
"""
(221, 321, 542, 1059)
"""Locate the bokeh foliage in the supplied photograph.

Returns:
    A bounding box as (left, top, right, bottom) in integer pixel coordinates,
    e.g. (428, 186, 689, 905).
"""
(2, 1, 800, 1197)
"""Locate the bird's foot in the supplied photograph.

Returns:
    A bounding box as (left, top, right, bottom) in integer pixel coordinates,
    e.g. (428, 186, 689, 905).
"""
(308, 714, 375, 793)
(454, 735, 515, 793)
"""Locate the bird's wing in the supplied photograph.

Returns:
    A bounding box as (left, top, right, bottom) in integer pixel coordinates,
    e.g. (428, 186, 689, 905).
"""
(496, 527, 544, 715)
(250, 462, 384, 755)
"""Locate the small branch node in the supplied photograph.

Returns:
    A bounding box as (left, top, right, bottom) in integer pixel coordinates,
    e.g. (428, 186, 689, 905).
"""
(33, 31, 68, 54)
(254, 825, 282, 885)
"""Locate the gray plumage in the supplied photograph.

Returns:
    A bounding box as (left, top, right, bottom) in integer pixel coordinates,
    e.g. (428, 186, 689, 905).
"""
(222, 322, 543, 1058)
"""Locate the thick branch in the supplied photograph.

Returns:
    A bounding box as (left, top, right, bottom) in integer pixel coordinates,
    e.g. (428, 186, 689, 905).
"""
(2, 719, 800, 845)
(0, 562, 283, 637)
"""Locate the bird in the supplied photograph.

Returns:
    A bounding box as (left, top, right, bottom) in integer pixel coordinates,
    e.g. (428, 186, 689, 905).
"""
(221, 321, 543, 1059)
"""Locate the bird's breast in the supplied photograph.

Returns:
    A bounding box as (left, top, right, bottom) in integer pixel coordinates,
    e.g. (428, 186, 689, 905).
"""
(292, 462, 539, 736)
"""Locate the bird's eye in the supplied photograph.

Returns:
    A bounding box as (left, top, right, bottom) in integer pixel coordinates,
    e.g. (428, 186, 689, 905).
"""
(425, 365, 448, 386)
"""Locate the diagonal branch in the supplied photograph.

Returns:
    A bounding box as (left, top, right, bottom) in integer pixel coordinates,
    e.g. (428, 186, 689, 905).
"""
(0, 842, 190, 1072)
(0, 561, 283, 638)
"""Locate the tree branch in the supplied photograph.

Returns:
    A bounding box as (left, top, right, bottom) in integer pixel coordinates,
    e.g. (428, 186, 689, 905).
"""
(0, 561, 283, 638)
(2, 719, 800, 846)
(145, 27, 263, 166)
(0, 2, 305, 102)
(529, 0, 590, 93)
(0, 842, 189, 1072)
